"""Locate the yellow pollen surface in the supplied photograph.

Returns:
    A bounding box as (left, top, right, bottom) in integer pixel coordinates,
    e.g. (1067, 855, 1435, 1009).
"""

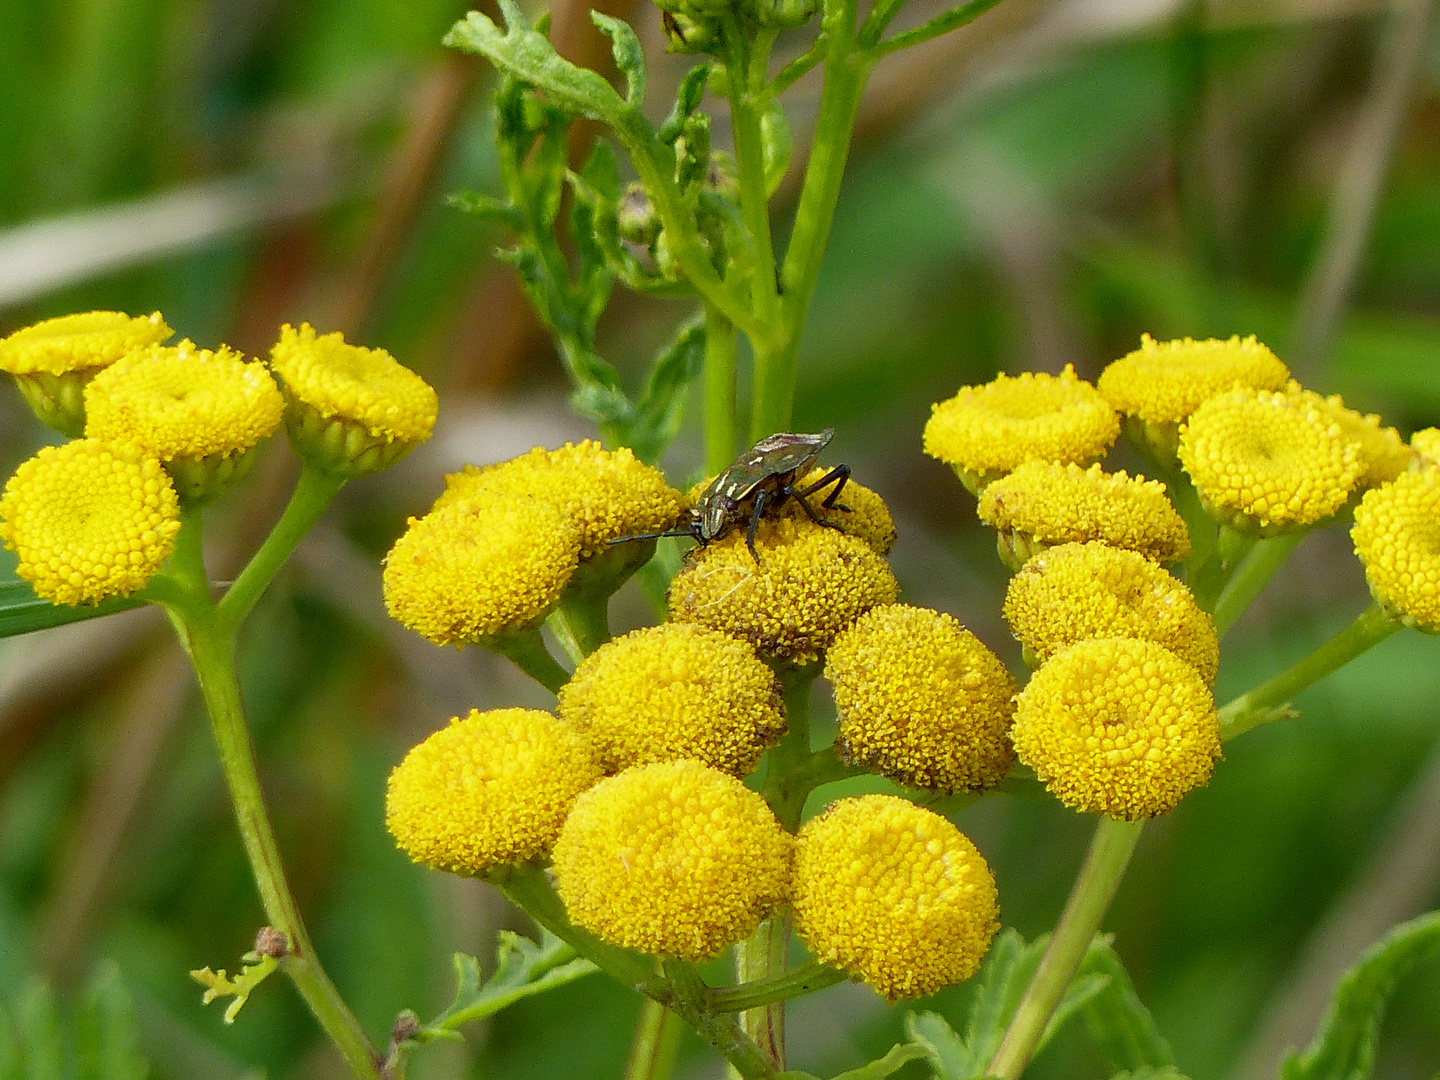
(1352, 470, 1440, 633)
(792, 795, 999, 1001)
(1097, 334, 1290, 425)
(0, 311, 172, 376)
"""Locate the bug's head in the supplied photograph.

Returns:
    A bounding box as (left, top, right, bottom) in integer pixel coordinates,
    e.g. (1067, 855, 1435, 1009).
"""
(698, 494, 738, 543)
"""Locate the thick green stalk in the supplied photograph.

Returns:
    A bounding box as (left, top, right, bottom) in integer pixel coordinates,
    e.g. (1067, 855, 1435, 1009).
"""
(705, 303, 740, 473)
(548, 593, 612, 664)
(1219, 603, 1400, 741)
(723, 19, 781, 327)
(217, 464, 346, 635)
(1187, 524, 1255, 614)
(762, 674, 816, 830)
(711, 958, 846, 1012)
(987, 817, 1145, 1080)
(488, 628, 572, 693)
(1211, 532, 1305, 638)
(736, 915, 790, 1068)
(625, 998, 683, 1080)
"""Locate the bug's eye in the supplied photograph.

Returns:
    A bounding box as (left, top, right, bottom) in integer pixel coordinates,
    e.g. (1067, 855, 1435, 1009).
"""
(715, 495, 738, 513)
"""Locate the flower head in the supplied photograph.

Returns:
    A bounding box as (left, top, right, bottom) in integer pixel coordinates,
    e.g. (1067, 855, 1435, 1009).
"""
(84, 342, 284, 500)
(0, 439, 181, 605)
(1351, 470, 1440, 632)
(685, 468, 897, 556)
(1178, 387, 1362, 534)
(385, 708, 600, 875)
(551, 760, 792, 960)
(1097, 334, 1289, 427)
(438, 441, 682, 561)
(825, 605, 1016, 793)
(1292, 385, 1409, 492)
(668, 516, 898, 666)
(977, 462, 1190, 567)
(1003, 542, 1218, 682)
(1012, 638, 1220, 819)
(558, 623, 785, 776)
(1411, 428, 1440, 470)
(792, 795, 999, 1000)
(269, 323, 437, 476)
(0, 311, 173, 436)
(383, 499, 580, 646)
(923, 365, 1119, 491)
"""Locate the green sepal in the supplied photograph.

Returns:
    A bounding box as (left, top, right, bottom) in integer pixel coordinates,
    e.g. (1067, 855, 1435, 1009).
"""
(591, 11, 646, 107)
(659, 62, 714, 144)
(0, 577, 145, 639)
(1078, 936, 1177, 1072)
(1280, 910, 1440, 1080)
(407, 931, 598, 1045)
(445, 3, 626, 125)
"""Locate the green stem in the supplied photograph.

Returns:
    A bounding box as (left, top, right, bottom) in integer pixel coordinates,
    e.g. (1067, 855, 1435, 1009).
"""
(710, 959, 846, 1012)
(548, 593, 611, 664)
(987, 816, 1145, 1080)
(705, 302, 740, 473)
(217, 465, 346, 635)
(762, 673, 816, 831)
(723, 19, 780, 326)
(1187, 524, 1255, 614)
(1211, 532, 1306, 638)
(488, 627, 572, 693)
(736, 914, 790, 1068)
(866, 0, 1002, 54)
(163, 589, 379, 1077)
(1218, 602, 1400, 742)
(625, 998, 683, 1080)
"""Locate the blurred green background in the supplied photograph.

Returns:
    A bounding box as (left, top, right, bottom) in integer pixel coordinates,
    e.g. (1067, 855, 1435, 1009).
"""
(3, 0, 1440, 1076)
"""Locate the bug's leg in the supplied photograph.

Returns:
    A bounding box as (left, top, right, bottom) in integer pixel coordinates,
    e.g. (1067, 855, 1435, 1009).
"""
(798, 464, 851, 511)
(746, 488, 770, 562)
(788, 487, 846, 533)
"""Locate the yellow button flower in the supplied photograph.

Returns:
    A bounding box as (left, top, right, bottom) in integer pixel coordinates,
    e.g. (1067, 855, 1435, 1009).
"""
(558, 623, 785, 776)
(551, 760, 792, 960)
(792, 795, 999, 1001)
(269, 323, 437, 477)
(1351, 470, 1440, 632)
(977, 462, 1190, 567)
(1012, 638, 1220, 819)
(1097, 334, 1289, 427)
(1003, 542, 1218, 683)
(667, 516, 899, 666)
(1291, 385, 1409, 492)
(385, 708, 601, 876)
(438, 441, 682, 561)
(1411, 428, 1440, 470)
(383, 499, 580, 646)
(84, 342, 284, 500)
(825, 605, 1016, 793)
(0, 439, 181, 606)
(923, 365, 1119, 492)
(0, 311, 173, 436)
(1178, 387, 1361, 534)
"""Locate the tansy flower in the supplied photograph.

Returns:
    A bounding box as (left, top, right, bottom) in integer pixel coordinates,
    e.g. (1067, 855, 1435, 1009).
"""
(792, 795, 999, 1001)
(825, 605, 1016, 793)
(1098, 334, 1289, 428)
(1283, 384, 1409, 493)
(924, 366, 1119, 492)
(558, 623, 785, 776)
(1411, 428, 1440, 470)
(1178, 387, 1362, 534)
(1351, 470, 1440, 632)
(551, 760, 791, 960)
(977, 462, 1190, 568)
(1012, 638, 1220, 819)
(668, 516, 898, 666)
(0, 311, 172, 436)
(269, 323, 437, 477)
(385, 708, 600, 875)
(383, 499, 580, 646)
(683, 468, 897, 556)
(0, 439, 181, 605)
(84, 342, 284, 501)
(437, 442, 682, 561)
(1003, 542, 1219, 682)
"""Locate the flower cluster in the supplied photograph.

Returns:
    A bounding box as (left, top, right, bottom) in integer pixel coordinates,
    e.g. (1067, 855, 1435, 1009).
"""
(0, 312, 436, 605)
(383, 436, 1004, 999)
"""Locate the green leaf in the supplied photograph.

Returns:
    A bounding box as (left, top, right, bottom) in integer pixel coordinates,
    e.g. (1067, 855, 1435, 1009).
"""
(0, 579, 144, 639)
(446, 190, 525, 231)
(1078, 936, 1176, 1072)
(622, 316, 706, 463)
(445, 4, 626, 125)
(1280, 910, 1440, 1080)
(571, 141, 620, 324)
(905, 1011, 972, 1079)
(590, 12, 645, 107)
(658, 63, 713, 144)
(1038, 972, 1111, 1055)
(192, 952, 280, 1024)
(777, 1043, 930, 1080)
(417, 930, 598, 1041)
(1108, 1069, 1192, 1080)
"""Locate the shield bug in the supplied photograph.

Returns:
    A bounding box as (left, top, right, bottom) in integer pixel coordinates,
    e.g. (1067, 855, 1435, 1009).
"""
(613, 428, 851, 561)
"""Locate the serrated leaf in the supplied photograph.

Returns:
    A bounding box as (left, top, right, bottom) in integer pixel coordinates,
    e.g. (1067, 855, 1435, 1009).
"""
(1280, 910, 1440, 1080)
(192, 952, 279, 1024)
(418, 930, 598, 1039)
(591, 12, 645, 107)
(1038, 972, 1111, 1055)
(446, 190, 525, 231)
(659, 63, 713, 144)
(1078, 936, 1176, 1072)
(906, 1011, 971, 1078)
(622, 316, 705, 463)
(0, 579, 144, 639)
(445, 5, 626, 125)
(569, 378, 634, 427)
